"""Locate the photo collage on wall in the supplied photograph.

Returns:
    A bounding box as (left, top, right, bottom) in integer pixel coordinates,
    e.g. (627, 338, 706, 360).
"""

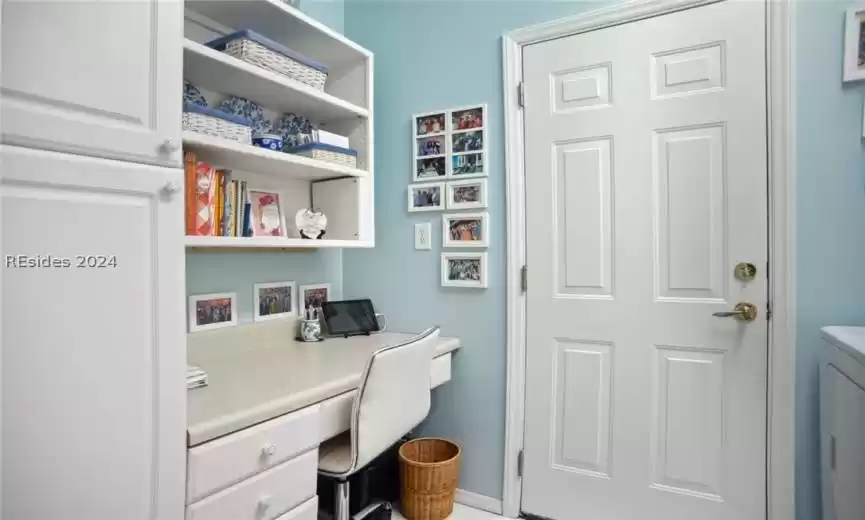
(408, 105, 489, 289)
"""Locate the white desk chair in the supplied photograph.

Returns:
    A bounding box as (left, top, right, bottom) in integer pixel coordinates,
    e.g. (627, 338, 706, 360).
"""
(318, 327, 441, 520)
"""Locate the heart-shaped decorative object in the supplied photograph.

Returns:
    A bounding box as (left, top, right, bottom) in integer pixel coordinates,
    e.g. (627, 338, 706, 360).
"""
(295, 209, 327, 239)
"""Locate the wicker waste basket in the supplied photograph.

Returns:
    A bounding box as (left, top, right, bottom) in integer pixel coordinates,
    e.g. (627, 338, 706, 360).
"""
(398, 438, 461, 520)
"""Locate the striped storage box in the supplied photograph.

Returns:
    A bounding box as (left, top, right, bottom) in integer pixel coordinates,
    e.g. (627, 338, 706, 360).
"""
(286, 143, 358, 169)
(183, 103, 252, 144)
(206, 30, 328, 92)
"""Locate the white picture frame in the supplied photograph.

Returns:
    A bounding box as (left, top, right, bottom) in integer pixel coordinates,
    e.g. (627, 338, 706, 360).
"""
(412, 105, 488, 182)
(844, 7, 865, 82)
(446, 178, 488, 210)
(188, 292, 237, 332)
(441, 252, 488, 288)
(408, 182, 446, 212)
(299, 283, 331, 319)
(248, 189, 287, 237)
(442, 212, 489, 248)
(253, 281, 297, 322)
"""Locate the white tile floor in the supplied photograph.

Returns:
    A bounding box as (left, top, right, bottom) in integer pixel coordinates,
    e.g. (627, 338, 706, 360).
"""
(392, 503, 506, 520)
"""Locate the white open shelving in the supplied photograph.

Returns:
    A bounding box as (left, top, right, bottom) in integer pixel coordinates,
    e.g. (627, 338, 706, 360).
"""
(182, 0, 374, 251)
(183, 39, 368, 124)
(182, 131, 368, 181)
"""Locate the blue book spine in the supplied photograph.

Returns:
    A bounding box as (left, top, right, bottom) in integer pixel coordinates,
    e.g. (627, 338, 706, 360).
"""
(242, 201, 252, 237)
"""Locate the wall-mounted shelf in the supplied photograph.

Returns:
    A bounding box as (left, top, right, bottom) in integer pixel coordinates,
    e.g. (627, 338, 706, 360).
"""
(186, 0, 370, 67)
(185, 236, 374, 249)
(183, 39, 368, 124)
(182, 131, 368, 181)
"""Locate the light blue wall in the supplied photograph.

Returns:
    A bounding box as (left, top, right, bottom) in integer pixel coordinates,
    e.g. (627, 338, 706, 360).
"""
(342, 0, 608, 499)
(795, 2, 865, 519)
(185, 3, 345, 320)
(299, 0, 344, 32)
(187, 251, 343, 325)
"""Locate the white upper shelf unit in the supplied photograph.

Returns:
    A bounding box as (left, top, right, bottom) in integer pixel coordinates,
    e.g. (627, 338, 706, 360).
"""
(182, 131, 368, 181)
(185, 0, 370, 68)
(185, 236, 374, 249)
(183, 39, 368, 124)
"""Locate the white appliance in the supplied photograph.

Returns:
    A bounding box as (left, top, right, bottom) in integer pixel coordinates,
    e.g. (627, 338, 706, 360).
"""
(821, 326, 865, 520)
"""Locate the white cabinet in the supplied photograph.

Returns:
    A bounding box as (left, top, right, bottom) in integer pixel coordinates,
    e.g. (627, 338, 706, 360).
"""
(1, 145, 186, 520)
(821, 327, 865, 520)
(0, 0, 183, 166)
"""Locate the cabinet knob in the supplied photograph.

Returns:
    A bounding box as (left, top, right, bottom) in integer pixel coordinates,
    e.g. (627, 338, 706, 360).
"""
(160, 138, 179, 153)
(161, 182, 180, 197)
(261, 444, 276, 457)
(258, 495, 272, 511)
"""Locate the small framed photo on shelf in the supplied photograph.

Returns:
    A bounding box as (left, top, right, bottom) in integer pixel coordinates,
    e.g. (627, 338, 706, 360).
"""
(450, 152, 485, 178)
(447, 179, 487, 210)
(442, 212, 489, 247)
(441, 252, 488, 288)
(248, 189, 286, 237)
(188, 292, 237, 332)
(415, 156, 446, 181)
(253, 281, 296, 322)
(299, 283, 331, 319)
(415, 111, 447, 137)
(844, 7, 865, 82)
(408, 182, 445, 212)
(451, 105, 485, 131)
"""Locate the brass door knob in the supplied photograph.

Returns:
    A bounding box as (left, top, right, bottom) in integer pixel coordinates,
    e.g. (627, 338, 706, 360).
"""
(712, 302, 758, 322)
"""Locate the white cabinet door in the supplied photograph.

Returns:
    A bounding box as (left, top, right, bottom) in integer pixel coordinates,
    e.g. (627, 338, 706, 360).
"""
(826, 365, 865, 520)
(1, 145, 186, 520)
(0, 0, 183, 166)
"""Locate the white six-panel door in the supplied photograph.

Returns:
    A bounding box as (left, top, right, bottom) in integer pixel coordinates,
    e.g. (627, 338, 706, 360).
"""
(521, 2, 768, 519)
(1, 145, 186, 520)
(0, 0, 183, 166)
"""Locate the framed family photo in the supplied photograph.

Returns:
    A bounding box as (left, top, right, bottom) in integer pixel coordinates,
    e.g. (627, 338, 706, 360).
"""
(442, 212, 489, 247)
(253, 281, 296, 322)
(299, 283, 331, 319)
(447, 179, 487, 210)
(188, 292, 237, 332)
(845, 7, 865, 82)
(441, 252, 488, 288)
(408, 182, 445, 212)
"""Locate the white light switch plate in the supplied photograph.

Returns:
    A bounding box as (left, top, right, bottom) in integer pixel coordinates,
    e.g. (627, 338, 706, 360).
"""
(415, 222, 432, 250)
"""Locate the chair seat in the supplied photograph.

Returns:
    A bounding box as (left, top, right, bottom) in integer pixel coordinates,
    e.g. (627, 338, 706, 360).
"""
(319, 432, 354, 476)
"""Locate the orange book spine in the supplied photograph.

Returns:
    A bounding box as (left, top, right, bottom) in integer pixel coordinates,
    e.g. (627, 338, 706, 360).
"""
(184, 151, 197, 236)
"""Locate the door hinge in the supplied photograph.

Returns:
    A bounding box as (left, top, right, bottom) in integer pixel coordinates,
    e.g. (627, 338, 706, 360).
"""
(766, 301, 773, 321)
(517, 449, 524, 477)
(521, 265, 528, 292)
(517, 81, 525, 108)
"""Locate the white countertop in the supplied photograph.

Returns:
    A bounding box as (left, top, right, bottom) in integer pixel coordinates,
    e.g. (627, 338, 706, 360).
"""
(187, 320, 460, 446)
(822, 326, 865, 365)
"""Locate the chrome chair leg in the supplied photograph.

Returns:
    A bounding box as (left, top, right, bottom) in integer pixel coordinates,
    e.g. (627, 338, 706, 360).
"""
(334, 480, 350, 520)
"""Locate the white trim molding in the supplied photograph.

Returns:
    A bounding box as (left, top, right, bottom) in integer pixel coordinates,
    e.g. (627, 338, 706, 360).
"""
(500, 1, 795, 519)
(454, 488, 503, 515)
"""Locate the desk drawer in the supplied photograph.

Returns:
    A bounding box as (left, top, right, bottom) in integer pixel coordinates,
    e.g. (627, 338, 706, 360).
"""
(188, 405, 320, 502)
(431, 353, 452, 388)
(274, 496, 318, 520)
(186, 449, 317, 520)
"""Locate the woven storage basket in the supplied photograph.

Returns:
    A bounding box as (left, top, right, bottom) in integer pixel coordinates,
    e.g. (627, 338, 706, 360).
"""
(208, 30, 328, 92)
(183, 104, 252, 145)
(399, 438, 461, 520)
(287, 143, 358, 168)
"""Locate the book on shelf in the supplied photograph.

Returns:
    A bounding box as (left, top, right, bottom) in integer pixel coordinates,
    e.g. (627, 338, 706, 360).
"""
(185, 151, 255, 239)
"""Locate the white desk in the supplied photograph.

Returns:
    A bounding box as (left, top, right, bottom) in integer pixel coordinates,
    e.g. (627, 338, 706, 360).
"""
(187, 320, 460, 446)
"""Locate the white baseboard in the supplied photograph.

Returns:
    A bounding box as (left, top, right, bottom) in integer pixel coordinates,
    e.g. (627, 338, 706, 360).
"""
(454, 488, 503, 515)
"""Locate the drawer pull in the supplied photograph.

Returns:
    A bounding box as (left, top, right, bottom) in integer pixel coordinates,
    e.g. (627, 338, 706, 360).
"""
(261, 444, 277, 457)
(258, 494, 273, 511)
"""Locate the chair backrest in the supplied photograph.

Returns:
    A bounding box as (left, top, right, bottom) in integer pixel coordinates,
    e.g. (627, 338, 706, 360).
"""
(348, 327, 440, 473)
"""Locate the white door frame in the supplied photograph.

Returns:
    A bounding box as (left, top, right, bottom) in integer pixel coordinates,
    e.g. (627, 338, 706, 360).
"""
(501, 0, 795, 518)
